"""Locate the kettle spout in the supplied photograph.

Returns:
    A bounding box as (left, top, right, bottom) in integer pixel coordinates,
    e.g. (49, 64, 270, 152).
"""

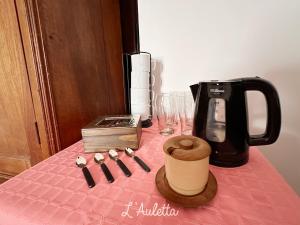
(190, 83, 199, 101)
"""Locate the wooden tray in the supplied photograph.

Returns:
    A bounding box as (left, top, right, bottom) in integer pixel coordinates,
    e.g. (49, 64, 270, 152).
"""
(155, 166, 217, 207)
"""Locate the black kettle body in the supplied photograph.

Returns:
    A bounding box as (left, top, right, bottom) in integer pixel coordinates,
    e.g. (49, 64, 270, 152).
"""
(190, 77, 281, 167)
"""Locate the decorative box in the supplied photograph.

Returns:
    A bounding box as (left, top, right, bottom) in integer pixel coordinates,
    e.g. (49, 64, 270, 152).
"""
(81, 115, 141, 153)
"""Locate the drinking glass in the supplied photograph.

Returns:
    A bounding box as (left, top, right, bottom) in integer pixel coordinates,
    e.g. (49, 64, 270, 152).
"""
(178, 92, 195, 135)
(170, 92, 180, 126)
(156, 93, 177, 135)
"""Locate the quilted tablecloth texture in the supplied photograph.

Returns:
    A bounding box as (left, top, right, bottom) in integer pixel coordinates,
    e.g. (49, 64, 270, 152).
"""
(0, 124, 299, 225)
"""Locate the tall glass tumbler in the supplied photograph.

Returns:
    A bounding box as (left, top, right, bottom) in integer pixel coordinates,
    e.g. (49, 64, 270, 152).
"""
(170, 92, 180, 126)
(156, 93, 176, 135)
(178, 92, 195, 135)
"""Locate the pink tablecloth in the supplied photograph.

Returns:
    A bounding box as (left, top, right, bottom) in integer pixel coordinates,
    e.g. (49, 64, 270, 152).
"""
(0, 125, 299, 225)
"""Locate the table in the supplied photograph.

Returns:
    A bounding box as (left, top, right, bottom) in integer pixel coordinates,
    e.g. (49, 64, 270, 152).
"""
(0, 124, 299, 225)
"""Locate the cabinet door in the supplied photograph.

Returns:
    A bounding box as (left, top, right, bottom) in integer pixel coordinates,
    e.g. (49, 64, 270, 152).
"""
(26, 0, 126, 151)
(0, 0, 41, 177)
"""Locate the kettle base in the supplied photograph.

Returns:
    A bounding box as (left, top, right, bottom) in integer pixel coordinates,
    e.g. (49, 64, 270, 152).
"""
(209, 157, 249, 168)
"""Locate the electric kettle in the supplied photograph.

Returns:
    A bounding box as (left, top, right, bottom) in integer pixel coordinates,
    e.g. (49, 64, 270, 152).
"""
(190, 77, 281, 167)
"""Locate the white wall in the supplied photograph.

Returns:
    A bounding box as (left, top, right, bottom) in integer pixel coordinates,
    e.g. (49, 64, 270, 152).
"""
(139, 0, 300, 194)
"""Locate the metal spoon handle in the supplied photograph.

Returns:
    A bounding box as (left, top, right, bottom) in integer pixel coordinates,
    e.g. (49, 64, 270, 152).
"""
(82, 167, 95, 188)
(116, 159, 132, 177)
(101, 163, 114, 183)
(133, 156, 151, 172)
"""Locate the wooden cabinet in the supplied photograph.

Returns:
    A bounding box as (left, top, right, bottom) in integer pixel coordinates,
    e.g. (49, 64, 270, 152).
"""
(0, 0, 138, 181)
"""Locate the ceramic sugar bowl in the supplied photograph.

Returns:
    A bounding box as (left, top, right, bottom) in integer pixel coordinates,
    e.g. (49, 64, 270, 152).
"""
(163, 135, 211, 195)
(156, 135, 217, 207)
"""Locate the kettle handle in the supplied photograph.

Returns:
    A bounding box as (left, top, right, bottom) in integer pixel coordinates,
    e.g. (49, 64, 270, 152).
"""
(190, 83, 200, 101)
(242, 77, 281, 146)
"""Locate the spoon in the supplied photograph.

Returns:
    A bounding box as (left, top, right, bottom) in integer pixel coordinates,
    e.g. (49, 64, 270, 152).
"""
(76, 156, 95, 188)
(109, 149, 132, 177)
(94, 153, 114, 183)
(125, 148, 151, 172)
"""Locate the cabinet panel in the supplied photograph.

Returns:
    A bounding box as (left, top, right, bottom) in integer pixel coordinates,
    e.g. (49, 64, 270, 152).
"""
(0, 156, 30, 175)
(0, 0, 40, 176)
(30, 0, 126, 150)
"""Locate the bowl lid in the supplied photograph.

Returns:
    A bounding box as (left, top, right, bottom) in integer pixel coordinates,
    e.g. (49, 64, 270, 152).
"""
(163, 135, 211, 161)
